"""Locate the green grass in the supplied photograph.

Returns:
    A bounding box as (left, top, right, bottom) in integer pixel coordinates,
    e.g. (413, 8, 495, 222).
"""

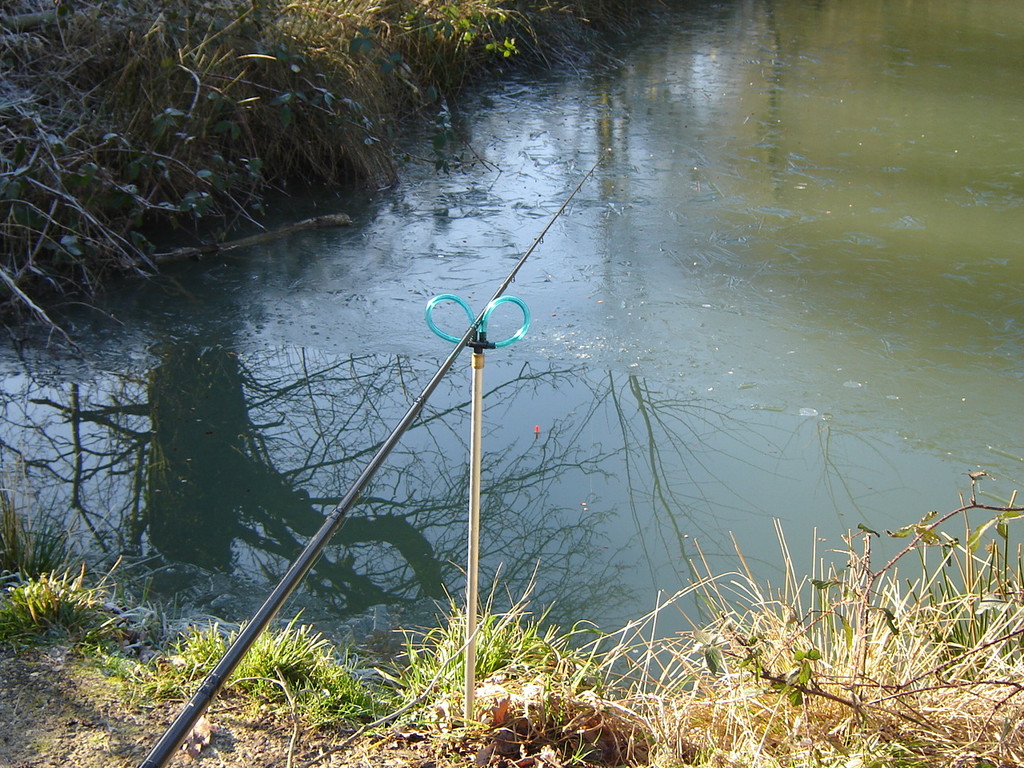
(389, 592, 605, 701)
(135, 615, 382, 726)
(0, 566, 119, 645)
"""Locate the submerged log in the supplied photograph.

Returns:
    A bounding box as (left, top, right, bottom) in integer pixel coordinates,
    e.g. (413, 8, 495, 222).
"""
(153, 212, 353, 264)
(1, 11, 57, 31)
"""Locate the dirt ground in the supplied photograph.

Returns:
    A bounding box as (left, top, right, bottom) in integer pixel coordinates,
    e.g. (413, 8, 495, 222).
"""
(0, 644, 439, 768)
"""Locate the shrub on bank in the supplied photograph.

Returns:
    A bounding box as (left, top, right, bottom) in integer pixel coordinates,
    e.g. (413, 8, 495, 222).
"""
(0, 0, 645, 323)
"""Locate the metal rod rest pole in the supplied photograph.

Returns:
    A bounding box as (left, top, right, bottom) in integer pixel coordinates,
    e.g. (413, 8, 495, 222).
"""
(464, 349, 484, 721)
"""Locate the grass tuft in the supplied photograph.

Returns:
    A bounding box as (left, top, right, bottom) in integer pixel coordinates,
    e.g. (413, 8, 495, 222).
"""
(137, 615, 382, 726)
(387, 588, 649, 764)
(0, 566, 118, 645)
(0, 465, 72, 580)
(391, 592, 602, 697)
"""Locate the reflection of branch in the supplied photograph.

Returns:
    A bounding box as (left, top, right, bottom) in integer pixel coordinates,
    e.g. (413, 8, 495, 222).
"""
(4, 348, 638, 623)
(339, 515, 445, 599)
(628, 375, 692, 551)
(69, 384, 109, 552)
(29, 396, 150, 439)
(232, 516, 398, 612)
(814, 421, 896, 517)
(606, 371, 792, 588)
(608, 373, 716, 569)
(278, 362, 575, 482)
(219, 351, 607, 614)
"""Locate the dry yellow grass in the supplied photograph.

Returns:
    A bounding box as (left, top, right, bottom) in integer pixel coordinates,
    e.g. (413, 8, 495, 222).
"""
(591, 488, 1024, 767)
(379, 487, 1024, 767)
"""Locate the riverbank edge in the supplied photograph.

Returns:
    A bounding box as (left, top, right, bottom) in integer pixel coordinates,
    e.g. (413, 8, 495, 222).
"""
(3, 485, 1024, 768)
(0, 0, 657, 330)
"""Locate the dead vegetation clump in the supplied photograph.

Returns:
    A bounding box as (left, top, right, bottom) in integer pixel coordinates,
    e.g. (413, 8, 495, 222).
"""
(610, 483, 1024, 767)
(392, 481, 1024, 768)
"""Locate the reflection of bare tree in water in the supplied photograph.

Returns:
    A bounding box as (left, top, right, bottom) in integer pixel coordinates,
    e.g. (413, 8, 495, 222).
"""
(146, 346, 247, 570)
(142, 345, 448, 613)
(0, 346, 631, 621)
(605, 373, 787, 591)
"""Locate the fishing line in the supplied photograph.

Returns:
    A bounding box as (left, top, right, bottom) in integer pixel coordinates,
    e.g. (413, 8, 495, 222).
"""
(137, 150, 606, 768)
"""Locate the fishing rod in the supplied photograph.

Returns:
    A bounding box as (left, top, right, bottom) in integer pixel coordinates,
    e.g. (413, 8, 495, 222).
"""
(137, 150, 606, 768)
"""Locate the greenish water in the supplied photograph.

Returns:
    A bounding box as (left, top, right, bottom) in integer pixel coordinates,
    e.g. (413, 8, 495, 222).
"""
(2, 0, 1021, 632)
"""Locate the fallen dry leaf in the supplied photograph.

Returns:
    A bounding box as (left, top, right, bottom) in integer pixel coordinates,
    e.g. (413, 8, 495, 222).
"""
(181, 716, 213, 760)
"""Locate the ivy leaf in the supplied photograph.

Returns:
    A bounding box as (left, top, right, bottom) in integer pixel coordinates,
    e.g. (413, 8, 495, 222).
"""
(350, 28, 374, 54)
(879, 607, 899, 635)
(841, 614, 853, 649)
(703, 646, 725, 676)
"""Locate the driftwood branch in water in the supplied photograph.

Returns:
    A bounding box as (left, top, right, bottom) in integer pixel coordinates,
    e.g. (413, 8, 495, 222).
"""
(1, 10, 57, 31)
(0, 263, 77, 347)
(152, 213, 353, 264)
